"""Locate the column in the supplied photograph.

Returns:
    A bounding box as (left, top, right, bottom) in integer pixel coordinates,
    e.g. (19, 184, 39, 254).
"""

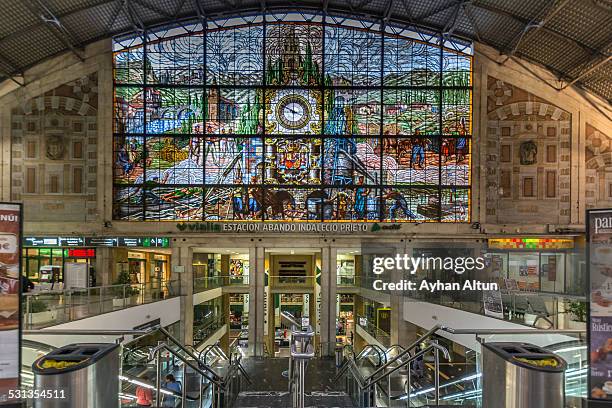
(319, 246, 337, 357)
(94, 247, 113, 286)
(248, 246, 265, 356)
(172, 245, 194, 346)
(390, 241, 417, 346)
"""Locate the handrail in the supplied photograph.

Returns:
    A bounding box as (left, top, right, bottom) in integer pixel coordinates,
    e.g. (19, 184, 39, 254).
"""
(439, 326, 586, 335)
(281, 310, 302, 328)
(364, 324, 441, 384)
(23, 329, 152, 336)
(157, 327, 222, 381)
(355, 344, 387, 366)
(149, 342, 224, 407)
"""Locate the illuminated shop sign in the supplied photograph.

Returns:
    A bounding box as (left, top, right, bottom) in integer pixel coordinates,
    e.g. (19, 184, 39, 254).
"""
(24, 236, 170, 248)
(67, 249, 96, 258)
(488, 238, 574, 250)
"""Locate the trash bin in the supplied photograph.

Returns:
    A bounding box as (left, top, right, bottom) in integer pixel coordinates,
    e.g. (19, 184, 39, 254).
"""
(482, 342, 566, 408)
(32, 343, 120, 408)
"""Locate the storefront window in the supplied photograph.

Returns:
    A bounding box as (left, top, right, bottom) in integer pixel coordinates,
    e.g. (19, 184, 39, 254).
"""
(337, 253, 356, 286)
(508, 252, 540, 291)
(540, 253, 565, 293)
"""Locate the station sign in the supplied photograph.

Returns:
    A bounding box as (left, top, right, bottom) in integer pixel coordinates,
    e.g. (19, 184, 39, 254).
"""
(24, 236, 170, 248)
(176, 222, 401, 234)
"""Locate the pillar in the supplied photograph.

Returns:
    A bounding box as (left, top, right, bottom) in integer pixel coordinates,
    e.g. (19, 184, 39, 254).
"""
(319, 246, 337, 357)
(390, 241, 417, 346)
(221, 254, 230, 285)
(172, 245, 193, 346)
(248, 246, 265, 356)
(94, 247, 113, 286)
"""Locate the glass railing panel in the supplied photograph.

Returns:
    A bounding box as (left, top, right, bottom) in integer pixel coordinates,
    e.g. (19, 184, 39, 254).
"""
(356, 314, 391, 348)
(406, 287, 587, 330)
(23, 280, 180, 329)
(337, 274, 359, 286)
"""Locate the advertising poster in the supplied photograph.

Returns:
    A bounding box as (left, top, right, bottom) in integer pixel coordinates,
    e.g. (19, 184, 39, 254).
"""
(0, 203, 21, 405)
(483, 290, 504, 319)
(588, 209, 612, 401)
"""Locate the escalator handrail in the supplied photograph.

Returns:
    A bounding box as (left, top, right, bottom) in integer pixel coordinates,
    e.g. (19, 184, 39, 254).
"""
(368, 341, 450, 387)
(158, 327, 222, 381)
(355, 344, 387, 367)
(363, 324, 441, 384)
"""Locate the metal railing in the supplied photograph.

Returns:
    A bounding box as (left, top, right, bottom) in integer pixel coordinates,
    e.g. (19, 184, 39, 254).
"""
(339, 324, 587, 407)
(193, 274, 250, 293)
(288, 324, 316, 408)
(356, 314, 391, 347)
(22, 279, 180, 329)
(24, 327, 252, 408)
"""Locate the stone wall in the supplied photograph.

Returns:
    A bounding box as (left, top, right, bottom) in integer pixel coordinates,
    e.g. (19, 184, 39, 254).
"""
(9, 74, 98, 222)
(585, 123, 612, 210)
(484, 76, 571, 225)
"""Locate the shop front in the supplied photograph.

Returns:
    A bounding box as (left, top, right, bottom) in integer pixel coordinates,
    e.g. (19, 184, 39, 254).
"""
(486, 237, 585, 295)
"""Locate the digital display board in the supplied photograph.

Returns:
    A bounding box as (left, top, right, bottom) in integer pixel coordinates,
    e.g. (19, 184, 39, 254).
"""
(24, 236, 170, 248)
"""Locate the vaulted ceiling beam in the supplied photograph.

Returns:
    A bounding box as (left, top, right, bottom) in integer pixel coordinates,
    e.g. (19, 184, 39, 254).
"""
(472, 1, 603, 60)
(500, 0, 571, 65)
(22, 0, 85, 62)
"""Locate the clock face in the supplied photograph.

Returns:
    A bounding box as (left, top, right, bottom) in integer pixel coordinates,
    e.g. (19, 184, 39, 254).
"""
(276, 95, 311, 130)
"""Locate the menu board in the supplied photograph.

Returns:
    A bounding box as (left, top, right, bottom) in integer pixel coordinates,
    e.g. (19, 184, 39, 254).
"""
(588, 209, 612, 401)
(0, 203, 21, 404)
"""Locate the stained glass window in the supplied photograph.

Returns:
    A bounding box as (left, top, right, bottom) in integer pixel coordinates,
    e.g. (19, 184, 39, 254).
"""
(113, 14, 472, 222)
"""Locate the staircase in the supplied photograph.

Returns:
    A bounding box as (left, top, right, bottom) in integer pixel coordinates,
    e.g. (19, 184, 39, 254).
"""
(233, 357, 354, 408)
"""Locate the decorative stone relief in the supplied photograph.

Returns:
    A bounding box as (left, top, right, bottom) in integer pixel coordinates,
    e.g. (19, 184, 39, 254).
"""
(485, 76, 571, 225)
(585, 124, 612, 210)
(11, 73, 98, 222)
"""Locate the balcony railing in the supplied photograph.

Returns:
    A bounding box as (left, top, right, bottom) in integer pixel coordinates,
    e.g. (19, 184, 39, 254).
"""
(23, 280, 180, 329)
(193, 275, 249, 293)
(355, 314, 391, 347)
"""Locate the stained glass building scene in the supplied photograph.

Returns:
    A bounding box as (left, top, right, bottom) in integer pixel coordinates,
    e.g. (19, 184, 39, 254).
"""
(1, 1, 609, 407)
(112, 15, 472, 222)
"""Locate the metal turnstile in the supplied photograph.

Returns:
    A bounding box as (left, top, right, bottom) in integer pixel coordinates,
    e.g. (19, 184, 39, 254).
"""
(482, 342, 567, 408)
(32, 343, 120, 408)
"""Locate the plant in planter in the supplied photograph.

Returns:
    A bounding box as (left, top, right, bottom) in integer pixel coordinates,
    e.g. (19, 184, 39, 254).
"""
(28, 298, 57, 324)
(567, 301, 587, 329)
(111, 272, 140, 307)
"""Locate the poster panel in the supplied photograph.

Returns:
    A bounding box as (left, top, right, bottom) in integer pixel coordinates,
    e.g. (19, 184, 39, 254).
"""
(483, 290, 504, 319)
(0, 203, 21, 405)
(588, 209, 612, 401)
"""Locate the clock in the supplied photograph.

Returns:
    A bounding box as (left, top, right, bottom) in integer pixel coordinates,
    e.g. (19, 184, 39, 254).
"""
(276, 95, 311, 131)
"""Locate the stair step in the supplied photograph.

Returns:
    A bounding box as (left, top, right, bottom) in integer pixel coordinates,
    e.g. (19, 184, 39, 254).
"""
(234, 391, 354, 408)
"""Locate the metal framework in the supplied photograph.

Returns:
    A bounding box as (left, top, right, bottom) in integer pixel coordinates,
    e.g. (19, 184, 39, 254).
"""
(0, 0, 609, 100)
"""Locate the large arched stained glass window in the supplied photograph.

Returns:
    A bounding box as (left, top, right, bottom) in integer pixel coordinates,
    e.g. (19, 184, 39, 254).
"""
(113, 13, 472, 222)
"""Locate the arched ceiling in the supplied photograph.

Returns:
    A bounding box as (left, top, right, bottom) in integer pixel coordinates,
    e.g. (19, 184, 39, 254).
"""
(0, 0, 610, 101)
